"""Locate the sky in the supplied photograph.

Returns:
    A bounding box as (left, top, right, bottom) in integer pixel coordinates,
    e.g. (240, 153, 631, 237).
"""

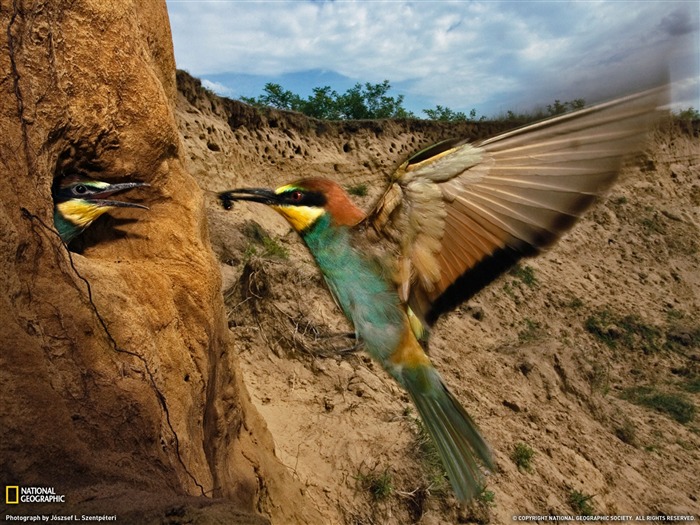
(166, 0, 699, 118)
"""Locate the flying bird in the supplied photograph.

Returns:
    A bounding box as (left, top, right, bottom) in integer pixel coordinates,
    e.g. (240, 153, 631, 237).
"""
(219, 86, 666, 501)
(52, 175, 149, 243)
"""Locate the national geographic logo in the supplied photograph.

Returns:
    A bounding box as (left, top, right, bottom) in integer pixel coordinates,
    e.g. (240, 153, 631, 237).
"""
(6, 486, 19, 504)
(5, 486, 66, 504)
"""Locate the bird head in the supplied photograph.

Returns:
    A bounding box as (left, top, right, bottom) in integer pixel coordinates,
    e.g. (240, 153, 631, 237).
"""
(52, 174, 149, 242)
(219, 177, 365, 233)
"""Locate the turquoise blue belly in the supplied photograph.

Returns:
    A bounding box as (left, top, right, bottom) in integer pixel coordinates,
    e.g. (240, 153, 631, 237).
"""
(302, 215, 404, 361)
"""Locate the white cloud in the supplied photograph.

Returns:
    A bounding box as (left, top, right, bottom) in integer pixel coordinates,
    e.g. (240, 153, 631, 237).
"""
(167, 0, 699, 114)
(201, 79, 234, 97)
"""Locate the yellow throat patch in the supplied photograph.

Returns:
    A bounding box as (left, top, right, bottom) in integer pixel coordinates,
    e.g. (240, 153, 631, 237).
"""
(56, 200, 112, 228)
(271, 204, 324, 232)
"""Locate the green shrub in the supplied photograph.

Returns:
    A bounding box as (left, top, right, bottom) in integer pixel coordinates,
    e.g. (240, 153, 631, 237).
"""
(682, 377, 700, 394)
(585, 309, 661, 353)
(621, 386, 695, 424)
(356, 469, 394, 501)
(518, 318, 542, 344)
(568, 489, 595, 516)
(346, 183, 368, 197)
(510, 264, 538, 287)
(477, 488, 496, 505)
(674, 107, 700, 121)
(243, 221, 288, 260)
(511, 442, 535, 473)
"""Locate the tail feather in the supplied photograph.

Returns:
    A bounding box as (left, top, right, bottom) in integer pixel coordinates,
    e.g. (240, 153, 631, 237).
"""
(403, 364, 495, 502)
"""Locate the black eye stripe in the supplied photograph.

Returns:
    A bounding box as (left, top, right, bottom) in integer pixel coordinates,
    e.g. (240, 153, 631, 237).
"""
(281, 190, 326, 207)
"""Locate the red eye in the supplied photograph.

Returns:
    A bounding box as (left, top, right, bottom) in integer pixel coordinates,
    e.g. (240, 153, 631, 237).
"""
(290, 190, 303, 202)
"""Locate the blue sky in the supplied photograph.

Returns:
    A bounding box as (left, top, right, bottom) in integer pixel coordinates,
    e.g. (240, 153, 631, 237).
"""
(166, 1, 699, 118)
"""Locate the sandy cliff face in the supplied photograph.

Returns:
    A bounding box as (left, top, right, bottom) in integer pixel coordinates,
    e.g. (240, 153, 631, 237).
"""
(0, 2, 314, 523)
(176, 72, 699, 524)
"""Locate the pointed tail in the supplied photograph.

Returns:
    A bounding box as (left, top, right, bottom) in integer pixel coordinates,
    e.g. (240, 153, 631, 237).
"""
(401, 364, 495, 502)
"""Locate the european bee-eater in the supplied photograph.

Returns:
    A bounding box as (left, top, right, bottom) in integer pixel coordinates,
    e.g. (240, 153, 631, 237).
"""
(219, 86, 665, 502)
(52, 175, 149, 243)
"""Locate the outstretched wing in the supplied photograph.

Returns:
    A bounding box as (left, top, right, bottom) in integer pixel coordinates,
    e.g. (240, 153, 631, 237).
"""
(365, 86, 667, 326)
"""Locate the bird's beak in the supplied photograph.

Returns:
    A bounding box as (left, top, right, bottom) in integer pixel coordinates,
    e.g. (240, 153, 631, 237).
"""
(218, 188, 279, 210)
(88, 182, 150, 209)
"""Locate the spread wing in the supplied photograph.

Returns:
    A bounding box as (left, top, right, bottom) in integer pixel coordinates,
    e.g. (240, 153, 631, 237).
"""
(365, 86, 667, 326)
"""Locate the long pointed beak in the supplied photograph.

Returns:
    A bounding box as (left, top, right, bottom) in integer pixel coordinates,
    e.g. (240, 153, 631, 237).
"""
(89, 182, 150, 209)
(218, 188, 278, 210)
(91, 199, 149, 210)
(89, 181, 150, 200)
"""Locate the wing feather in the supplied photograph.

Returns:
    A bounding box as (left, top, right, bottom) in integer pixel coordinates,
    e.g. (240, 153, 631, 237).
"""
(365, 85, 667, 325)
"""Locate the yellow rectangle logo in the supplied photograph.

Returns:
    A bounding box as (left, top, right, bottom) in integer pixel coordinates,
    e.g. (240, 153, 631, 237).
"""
(6, 485, 19, 504)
